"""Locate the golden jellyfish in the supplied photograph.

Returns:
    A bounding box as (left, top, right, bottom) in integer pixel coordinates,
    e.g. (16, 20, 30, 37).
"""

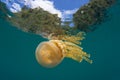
(35, 39, 92, 68)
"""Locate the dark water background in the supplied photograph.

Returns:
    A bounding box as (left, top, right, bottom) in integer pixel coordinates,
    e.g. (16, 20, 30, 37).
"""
(0, 1, 120, 80)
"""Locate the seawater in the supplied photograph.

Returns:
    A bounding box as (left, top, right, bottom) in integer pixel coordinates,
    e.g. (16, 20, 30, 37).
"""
(0, 1, 120, 80)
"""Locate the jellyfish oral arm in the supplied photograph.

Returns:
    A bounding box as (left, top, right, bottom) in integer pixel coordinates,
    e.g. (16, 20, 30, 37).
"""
(63, 41, 92, 64)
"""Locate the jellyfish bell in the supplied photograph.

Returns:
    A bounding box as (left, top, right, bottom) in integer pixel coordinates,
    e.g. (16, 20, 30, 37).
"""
(35, 41, 64, 68)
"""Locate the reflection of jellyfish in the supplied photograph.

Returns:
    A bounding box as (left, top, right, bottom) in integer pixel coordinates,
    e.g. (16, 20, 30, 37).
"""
(36, 40, 92, 68)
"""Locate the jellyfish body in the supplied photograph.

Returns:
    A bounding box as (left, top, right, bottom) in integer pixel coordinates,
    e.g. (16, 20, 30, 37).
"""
(35, 40, 92, 68)
(35, 40, 64, 68)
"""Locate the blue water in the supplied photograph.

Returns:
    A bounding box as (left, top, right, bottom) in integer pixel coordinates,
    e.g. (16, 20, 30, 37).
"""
(0, 1, 120, 80)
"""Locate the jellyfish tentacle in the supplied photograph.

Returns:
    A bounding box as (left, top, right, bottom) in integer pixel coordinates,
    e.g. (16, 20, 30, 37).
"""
(82, 56, 93, 64)
(50, 40, 92, 63)
(48, 32, 85, 45)
(49, 40, 66, 56)
(63, 41, 92, 63)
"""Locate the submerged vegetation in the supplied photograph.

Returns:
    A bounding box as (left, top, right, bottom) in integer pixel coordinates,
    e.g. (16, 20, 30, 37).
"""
(73, 0, 116, 32)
